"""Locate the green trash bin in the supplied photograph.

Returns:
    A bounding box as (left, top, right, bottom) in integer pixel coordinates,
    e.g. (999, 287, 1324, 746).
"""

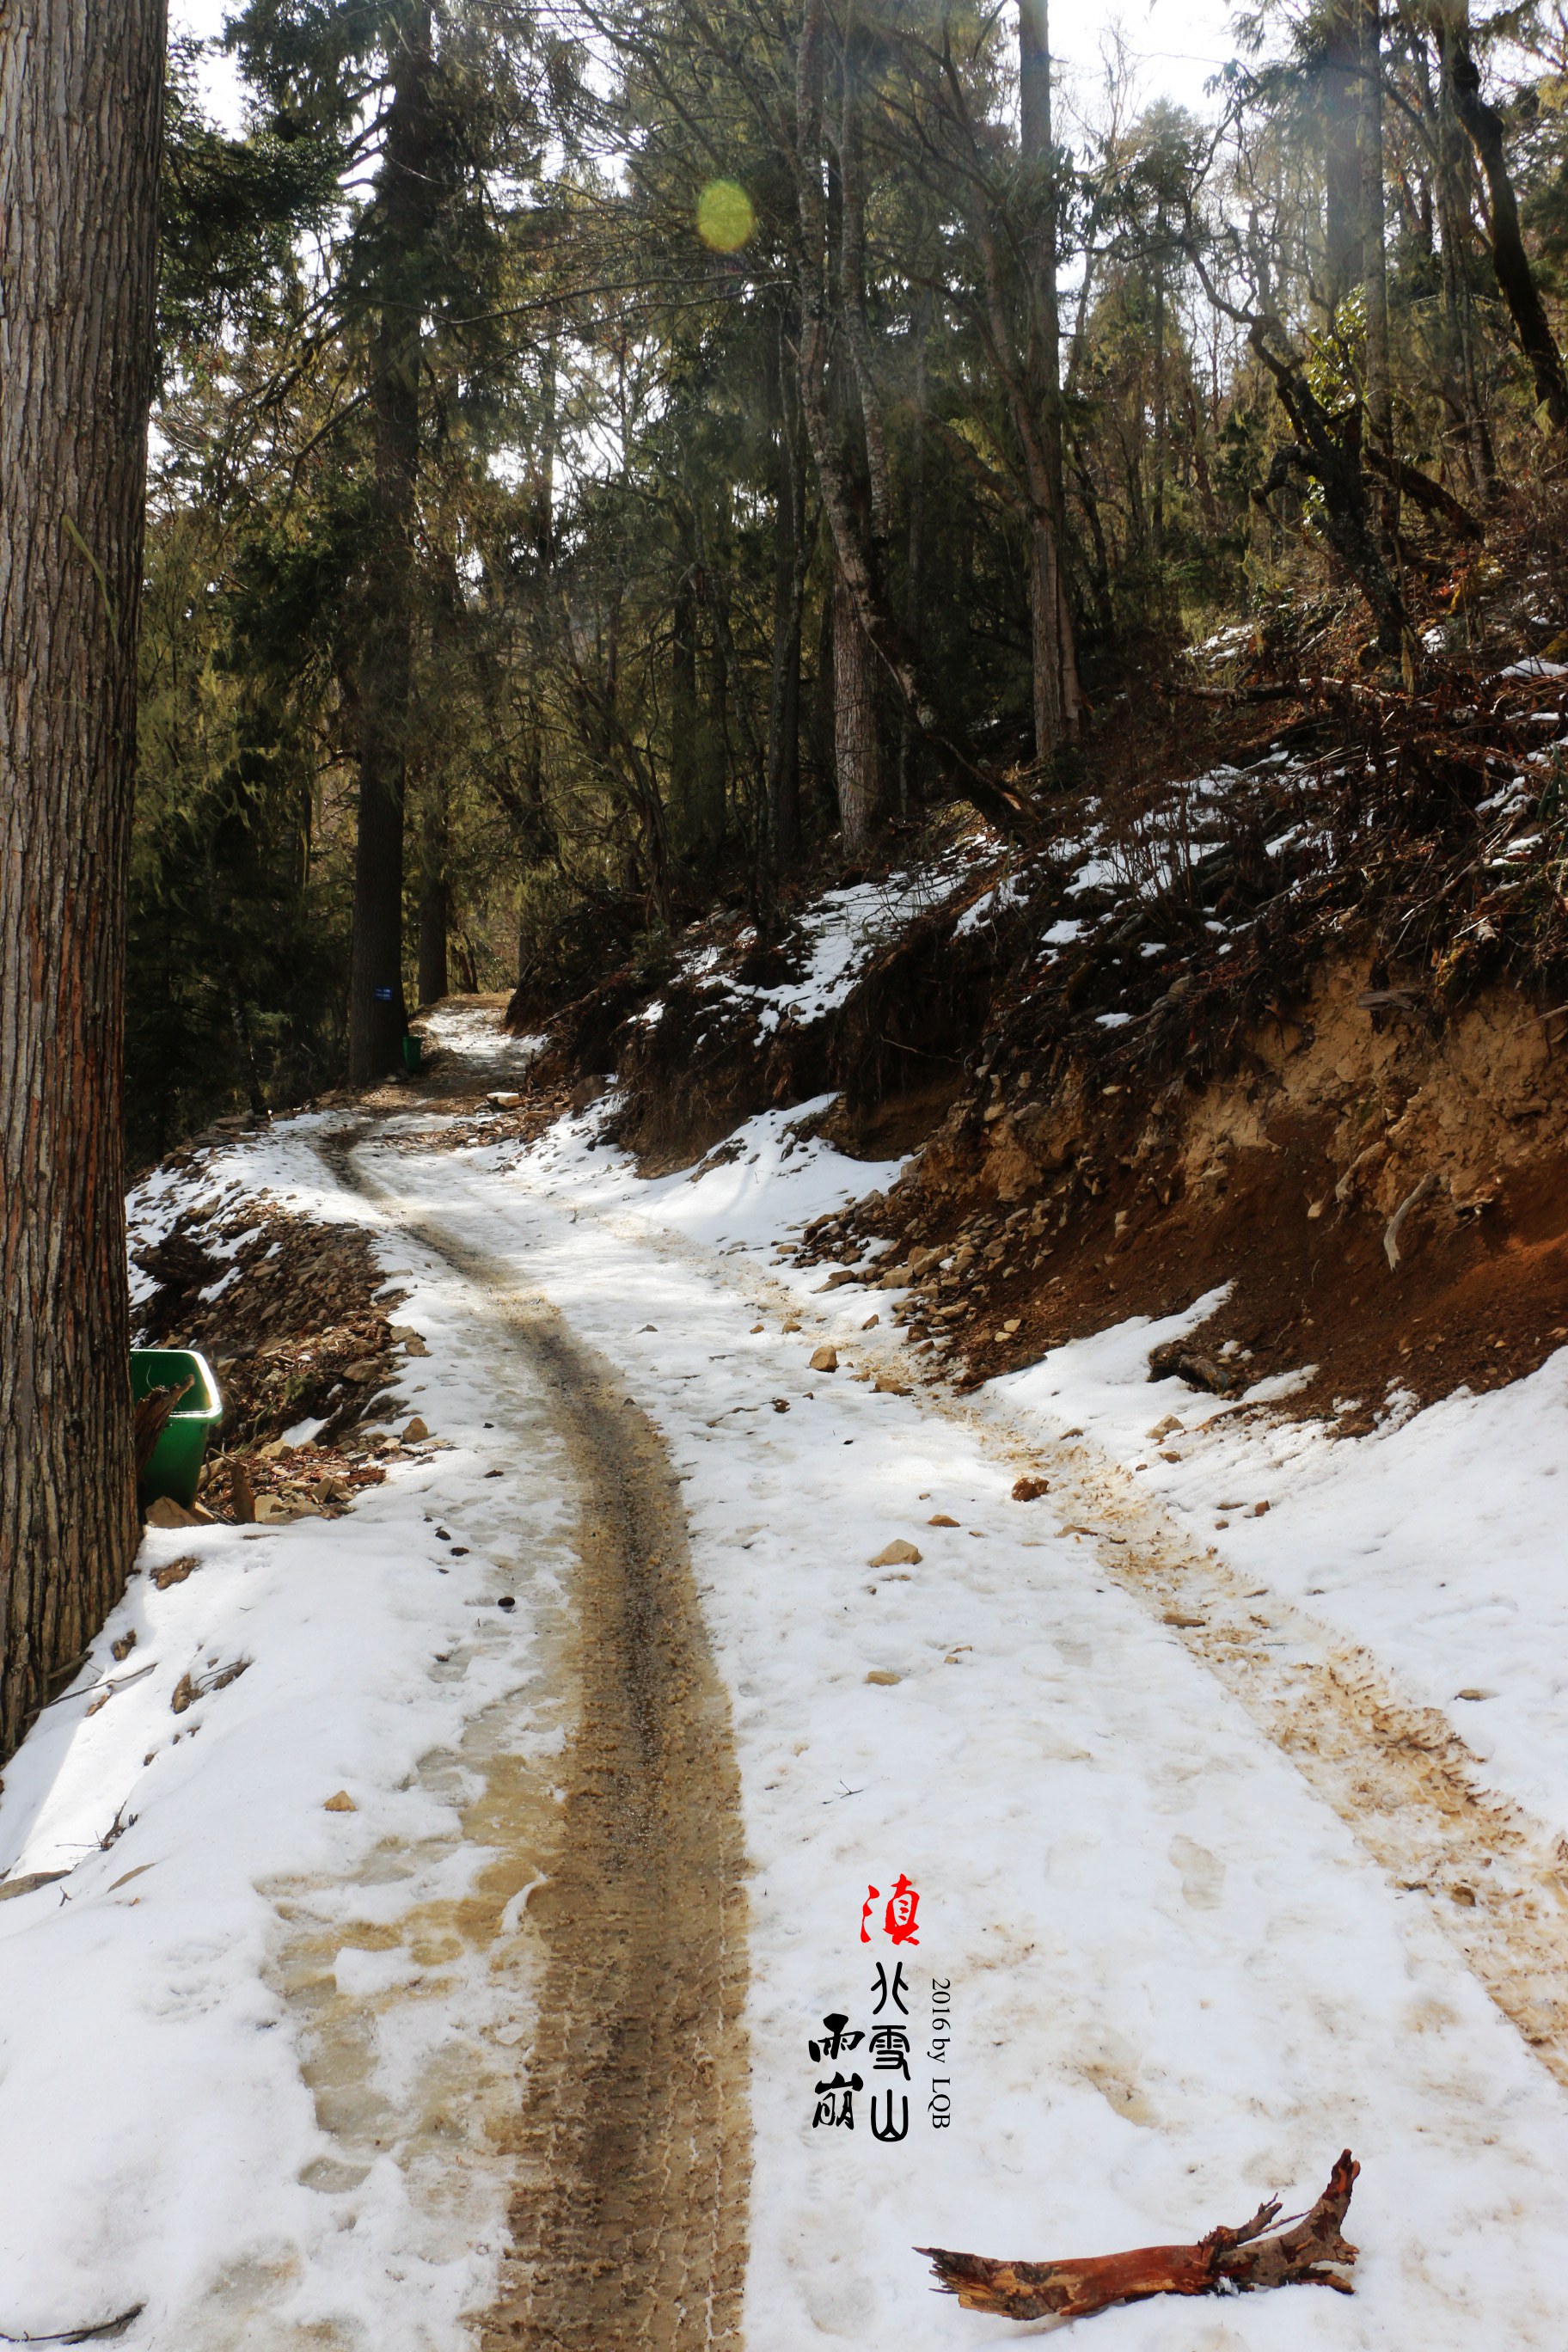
(132, 1349, 224, 1508)
(402, 1032, 423, 1073)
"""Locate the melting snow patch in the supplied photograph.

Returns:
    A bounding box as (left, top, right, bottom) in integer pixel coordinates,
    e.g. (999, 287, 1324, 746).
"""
(676, 862, 972, 1037)
(954, 872, 1028, 935)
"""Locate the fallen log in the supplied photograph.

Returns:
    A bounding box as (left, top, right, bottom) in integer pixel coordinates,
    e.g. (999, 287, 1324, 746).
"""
(917, 2149, 1358, 2322)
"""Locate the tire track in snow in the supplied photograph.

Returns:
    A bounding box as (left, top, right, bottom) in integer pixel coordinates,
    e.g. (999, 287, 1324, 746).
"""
(965, 1425, 1568, 2087)
(333, 1138, 751, 2352)
(545, 1184, 1568, 2099)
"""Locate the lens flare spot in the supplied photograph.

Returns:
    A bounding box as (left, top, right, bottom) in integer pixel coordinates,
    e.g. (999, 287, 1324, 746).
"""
(697, 180, 755, 253)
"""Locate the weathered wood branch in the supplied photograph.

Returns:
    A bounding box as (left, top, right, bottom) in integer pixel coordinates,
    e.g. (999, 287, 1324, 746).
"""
(132, 1378, 194, 1485)
(917, 2149, 1359, 2322)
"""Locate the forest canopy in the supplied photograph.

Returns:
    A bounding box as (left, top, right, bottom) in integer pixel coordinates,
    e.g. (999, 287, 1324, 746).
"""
(133, 0, 1568, 1159)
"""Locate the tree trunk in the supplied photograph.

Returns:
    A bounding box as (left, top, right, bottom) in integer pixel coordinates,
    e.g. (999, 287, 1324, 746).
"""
(833, 567, 883, 858)
(0, 0, 164, 1761)
(1151, 212, 1167, 561)
(831, 0, 889, 854)
(533, 324, 558, 565)
(418, 874, 449, 1006)
(347, 8, 437, 1084)
(1018, 0, 1081, 763)
(417, 549, 456, 1008)
(698, 545, 730, 864)
(670, 549, 701, 855)
(1430, 22, 1493, 491)
(793, 0, 1033, 840)
(1360, 0, 1392, 461)
(897, 289, 932, 818)
(1360, 0, 1406, 638)
(1248, 330, 1409, 654)
(1442, 3, 1568, 433)
(1180, 374, 1220, 538)
(810, 547, 836, 814)
(1321, 0, 1363, 311)
(1069, 442, 1117, 642)
(836, 0, 891, 548)
(766, 309, 806, 868)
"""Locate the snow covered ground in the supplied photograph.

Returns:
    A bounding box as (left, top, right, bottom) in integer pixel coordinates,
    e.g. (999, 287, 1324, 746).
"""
(998, 1310, 1568, 1834)
(4, 1009, 1568, 2345)
(0, 1134, 579, 2348)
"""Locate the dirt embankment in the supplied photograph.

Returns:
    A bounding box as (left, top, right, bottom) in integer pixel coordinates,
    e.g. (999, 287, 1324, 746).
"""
(475, 654, 1568, 1423)
(522, 884, 1001, 1176)
(129, 1187, 417, 1525)
(481, 894, 1568, 1425)
(818, 960, 1568, 1422)
(488, 872, 1568, 1424)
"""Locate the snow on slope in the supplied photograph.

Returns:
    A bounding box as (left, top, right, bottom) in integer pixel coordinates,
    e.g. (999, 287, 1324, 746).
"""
(645, 853, 984, 1040)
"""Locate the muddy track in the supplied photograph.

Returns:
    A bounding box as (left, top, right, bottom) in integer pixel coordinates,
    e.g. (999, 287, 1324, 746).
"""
(328, 1136, 750, 2351)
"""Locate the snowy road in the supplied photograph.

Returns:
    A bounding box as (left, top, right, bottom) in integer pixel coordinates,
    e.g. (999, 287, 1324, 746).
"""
(3, 1008, 1568, 2346)
(331, 1135, 750, 2350)
(362, 1025, 1568, 2349)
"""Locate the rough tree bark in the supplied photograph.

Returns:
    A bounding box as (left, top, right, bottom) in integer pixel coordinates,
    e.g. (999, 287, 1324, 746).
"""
(829, 0, 888, 856)
(1321, 0, 1363, 310)
(897, 285, 932, 818)
(0, 0, 166, 1759)
(670, 542, 702, 852)
(416, 548, 459, 1008)
(697, 527, 731, 865)
(832, 570, 884, 859)
(348, 5, 439, 1083)
(1151, 201, 1168, 561)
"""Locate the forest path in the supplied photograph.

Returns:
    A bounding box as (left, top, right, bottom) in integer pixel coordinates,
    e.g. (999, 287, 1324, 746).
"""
(401, 1057, 1568, 2112)
(326, 1130, 751, 2352)
(318, 1003, 1568, 2347)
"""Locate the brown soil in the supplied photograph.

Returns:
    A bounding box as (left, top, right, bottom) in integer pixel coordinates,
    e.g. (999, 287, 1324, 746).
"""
(842, 959, 1568, 1425)
(327, 1146, 752, 2352)
(131, 1193, 403, 1518)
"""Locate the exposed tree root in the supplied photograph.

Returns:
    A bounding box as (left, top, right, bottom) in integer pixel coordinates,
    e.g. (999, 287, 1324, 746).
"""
(918, 2151, 1358, 2322)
